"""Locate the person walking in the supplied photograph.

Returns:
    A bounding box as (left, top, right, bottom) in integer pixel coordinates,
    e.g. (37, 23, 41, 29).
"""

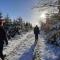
(34, 25, 40, 44)
(0, 20, 8, 60)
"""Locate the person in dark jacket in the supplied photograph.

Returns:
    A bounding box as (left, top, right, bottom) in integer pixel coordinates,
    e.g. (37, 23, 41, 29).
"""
(34, 25, 40, 43)
(0, 20, 8, 60)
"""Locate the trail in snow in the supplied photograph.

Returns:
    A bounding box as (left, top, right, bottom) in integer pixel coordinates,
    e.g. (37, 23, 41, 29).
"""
(3, 31, 36, 60)
(2, 31, 60, 60)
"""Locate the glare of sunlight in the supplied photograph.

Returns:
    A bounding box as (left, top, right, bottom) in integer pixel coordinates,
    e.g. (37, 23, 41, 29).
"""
(40, 11, 48, 23)
(40, 13, 46, 19)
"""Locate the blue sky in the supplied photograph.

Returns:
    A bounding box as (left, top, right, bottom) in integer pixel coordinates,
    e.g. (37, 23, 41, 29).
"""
(0, 0, 37, 21)
(0, 0, 58, 26)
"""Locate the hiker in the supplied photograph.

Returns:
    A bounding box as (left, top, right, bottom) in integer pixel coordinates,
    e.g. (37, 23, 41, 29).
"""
(0, 20, 8, 60)
(34, 25, 40, 43)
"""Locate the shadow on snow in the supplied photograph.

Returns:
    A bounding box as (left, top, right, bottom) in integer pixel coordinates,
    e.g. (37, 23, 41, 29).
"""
(19, 42, 36, 60)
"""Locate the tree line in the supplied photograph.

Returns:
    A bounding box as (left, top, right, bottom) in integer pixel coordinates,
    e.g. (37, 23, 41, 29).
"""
(0, 12, 33, 39)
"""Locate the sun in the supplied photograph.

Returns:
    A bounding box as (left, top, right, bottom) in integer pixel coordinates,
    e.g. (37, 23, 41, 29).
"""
(40, 11, 48, 23)
(40, 13, 46, 18)
(40, 11, 47, 18)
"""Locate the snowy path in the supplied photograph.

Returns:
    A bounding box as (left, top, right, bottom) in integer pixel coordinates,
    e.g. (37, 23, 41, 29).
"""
(1, 31, 60, 60)
(3, 31, 36, 60)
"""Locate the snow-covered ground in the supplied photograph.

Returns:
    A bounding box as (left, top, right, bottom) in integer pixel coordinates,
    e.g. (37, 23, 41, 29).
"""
(37, 31, 60, 60)
(3, 31, 35, 60)
(1, 31, 60, 60)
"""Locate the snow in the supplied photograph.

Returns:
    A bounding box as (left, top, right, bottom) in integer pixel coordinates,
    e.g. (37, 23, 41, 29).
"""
(3, 31, 35, 60)
(37, 31, 60, 60)
(1, 31, 60, 60)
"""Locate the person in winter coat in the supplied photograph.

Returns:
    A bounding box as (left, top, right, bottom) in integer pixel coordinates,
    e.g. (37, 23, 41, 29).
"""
(0, 20, 8, 60)
(34, 25, 40, 43)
